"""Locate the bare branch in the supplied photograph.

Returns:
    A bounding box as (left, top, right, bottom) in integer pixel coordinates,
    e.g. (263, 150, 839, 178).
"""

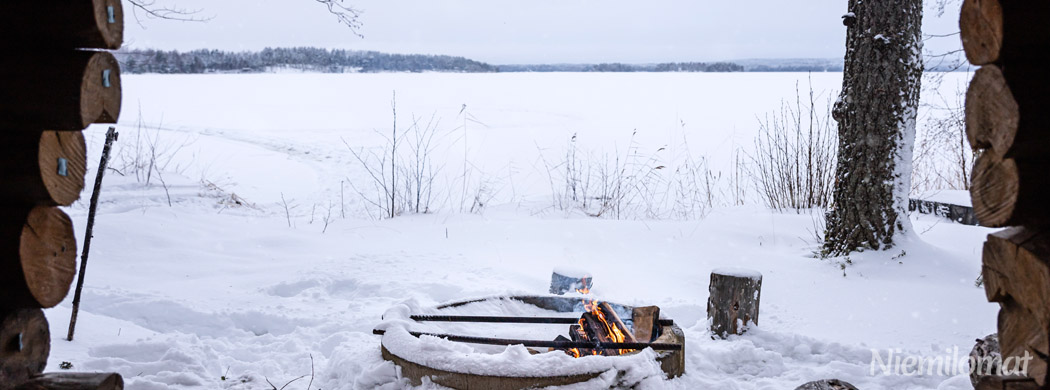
(126, 0, 211, 25)
(314, 0, 364, 37)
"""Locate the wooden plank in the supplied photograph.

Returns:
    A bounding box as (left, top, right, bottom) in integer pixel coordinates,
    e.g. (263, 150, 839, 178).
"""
(0, 51, 121, 130)
(0, 207, 77, 309)
(0, 131, 87, 206)
(1, 0, 123, 50)
(0, 309, 49, 386)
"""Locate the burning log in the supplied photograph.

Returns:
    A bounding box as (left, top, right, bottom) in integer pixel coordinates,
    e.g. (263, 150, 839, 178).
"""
(549, 269, 592, 295)
(0, 309, 49, 386)
(0, 131, 87, 207)
(13, 373, 124, 390)
(708, 268, 762, 338)
(573, 301, 637, 356)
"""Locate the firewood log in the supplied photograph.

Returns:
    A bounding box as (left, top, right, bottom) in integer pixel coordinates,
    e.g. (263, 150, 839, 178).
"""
(0, 309, 49, 387)
(631, 306, 661, 343)
(961, 0, 1050, 65)
(2, 0, 124, 50)
(0, 207, 77, 309)
(13, 373, 123, 390)
(970, 151, 1050, 228)
(0, 131, 87, 207)
(0, 51, 121, 131)
(707, 269, 762, 338)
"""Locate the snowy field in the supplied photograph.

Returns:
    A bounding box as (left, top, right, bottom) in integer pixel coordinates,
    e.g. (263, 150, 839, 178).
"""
(48, 72, 998, 389)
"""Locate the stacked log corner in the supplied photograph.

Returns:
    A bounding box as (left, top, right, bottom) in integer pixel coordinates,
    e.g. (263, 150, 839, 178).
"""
(0, 1, 124, 389)
(963, 0, 1050, 387)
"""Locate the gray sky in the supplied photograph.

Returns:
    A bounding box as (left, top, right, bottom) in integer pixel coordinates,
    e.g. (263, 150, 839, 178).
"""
(123, 0, 964, 64)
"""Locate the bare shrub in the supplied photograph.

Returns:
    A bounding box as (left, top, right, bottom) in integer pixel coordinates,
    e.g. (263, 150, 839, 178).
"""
(911, 85, 981, 194)
(748, 80, 837, 211)
(345, 92, 445, 219)
(540, 131, 719, 220)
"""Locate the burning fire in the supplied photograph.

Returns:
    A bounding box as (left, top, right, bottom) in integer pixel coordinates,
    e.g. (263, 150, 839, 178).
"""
(574, 277, 591, 294)
(567, 299, 634, 357)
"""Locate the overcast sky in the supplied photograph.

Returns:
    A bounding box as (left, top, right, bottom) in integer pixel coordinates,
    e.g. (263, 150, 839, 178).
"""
(123, 0, 964, 64)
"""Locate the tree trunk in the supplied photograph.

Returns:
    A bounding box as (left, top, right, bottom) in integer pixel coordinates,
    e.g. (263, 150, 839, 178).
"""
(707, 269, 762, 338)
(823, 0, 924, 256)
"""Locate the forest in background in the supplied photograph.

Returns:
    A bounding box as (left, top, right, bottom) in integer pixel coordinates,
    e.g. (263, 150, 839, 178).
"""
(115, 47, 831, 74)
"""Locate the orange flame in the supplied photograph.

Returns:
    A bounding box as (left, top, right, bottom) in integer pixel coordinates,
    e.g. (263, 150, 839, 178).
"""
(574, 277, 591, 294)
(568, 299, 634, 357)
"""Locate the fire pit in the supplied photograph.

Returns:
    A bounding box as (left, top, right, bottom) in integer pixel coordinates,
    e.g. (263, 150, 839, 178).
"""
(374, 295, 684, 389)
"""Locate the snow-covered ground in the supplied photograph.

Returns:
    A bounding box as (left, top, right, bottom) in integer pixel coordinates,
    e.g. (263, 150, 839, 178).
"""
(48, 72, 997, 390)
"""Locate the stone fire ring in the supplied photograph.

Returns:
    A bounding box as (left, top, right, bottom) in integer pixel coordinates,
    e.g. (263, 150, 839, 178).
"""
(378, 295, 685, 389)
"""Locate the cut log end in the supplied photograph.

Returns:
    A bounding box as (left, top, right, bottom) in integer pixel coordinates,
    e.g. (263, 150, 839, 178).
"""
(10, 208, 77, 309)
(965, 65, 1018, 151)
(971, 151, 1019, 227)
(960, 0, 1004, 65)
(0, 309, 50, 385)
(631, 306, 661, 343)
(81, 52, 123, 128)
(13, 373, 124, 390)
(92, 0, 125, 50)
(40, 131, 88, 206)
(970, 152, 1050, 228)
(707, 269, 762, 338)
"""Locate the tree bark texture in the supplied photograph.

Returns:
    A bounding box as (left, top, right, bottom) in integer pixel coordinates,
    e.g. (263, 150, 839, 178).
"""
(824, 0, 923, 256)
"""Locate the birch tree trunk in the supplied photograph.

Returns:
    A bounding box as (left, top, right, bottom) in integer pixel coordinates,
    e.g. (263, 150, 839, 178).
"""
(823, 0, 924, 256)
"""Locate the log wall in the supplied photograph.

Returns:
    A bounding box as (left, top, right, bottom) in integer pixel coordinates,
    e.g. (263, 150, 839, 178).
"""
(963, 0, 1050, 387)
(0, 2, 124, 389)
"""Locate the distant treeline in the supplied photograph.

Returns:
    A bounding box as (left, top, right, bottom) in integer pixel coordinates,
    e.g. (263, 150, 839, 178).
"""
(116, 47, 849, 74)
(115, 47, 499, 74)
(499, 62, 744, 72)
